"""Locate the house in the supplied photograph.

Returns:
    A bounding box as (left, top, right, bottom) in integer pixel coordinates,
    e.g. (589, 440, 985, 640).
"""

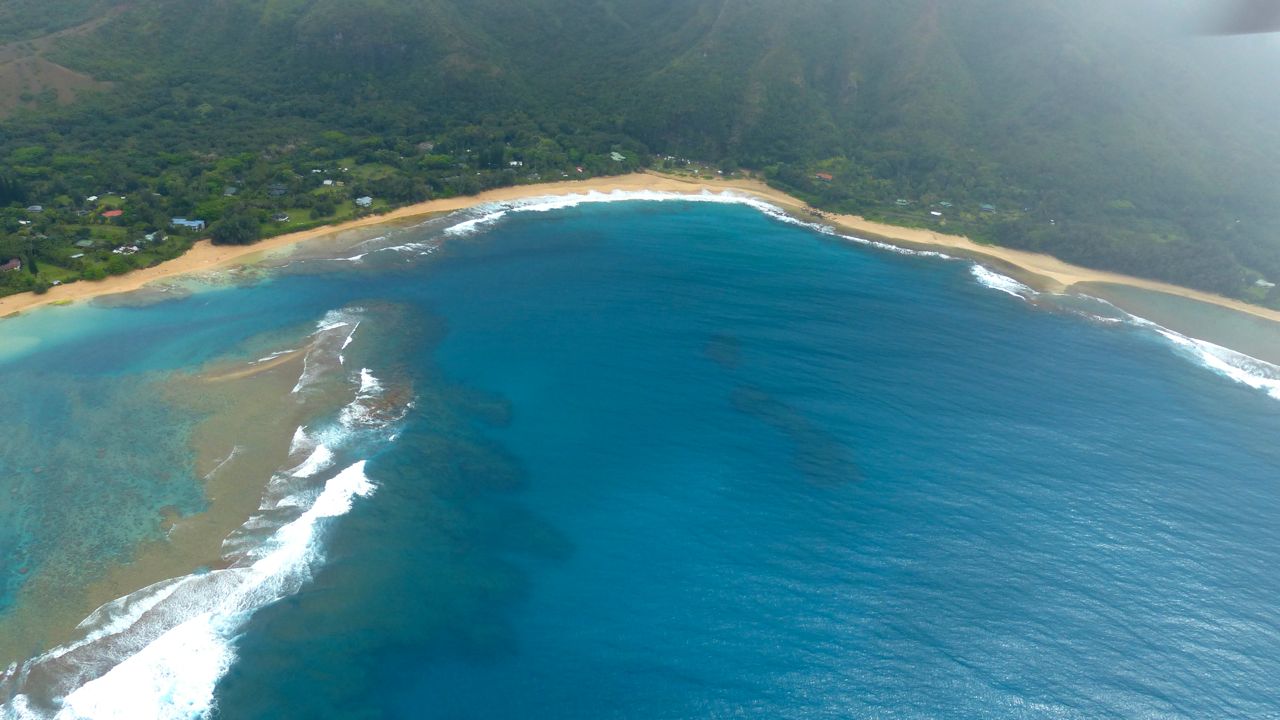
(895, 199, 910, 206)
(930, 211, 943, 217)
(1, 258, 21, 272)
(112, 245, 139, 255)
(323, 179, 334, 186)
(1257, 279, 1276, 288)
(26, 205, 43, 213)
(980, 204, 997, 213)
(815, 172, 834, 182)
(938, 201, 953, 208)
(268, 183, 288, 198)
(610, 152, 626, 162)
(509, 160, 524, 167)
(74, 239, 95, 248)
(144, 232, 162, 243)
(70, 253, 85, 259)
(86, 195, 99, 203)
(224, 186, 239, 197)
(272, 213, 290, 222)
(171, 218, 207, 230)
(355, 196, 373, 208)
(102, 209, 124, 219)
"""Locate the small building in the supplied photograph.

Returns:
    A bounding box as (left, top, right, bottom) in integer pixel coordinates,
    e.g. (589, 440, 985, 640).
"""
(609, 152, 626, 162)
(815, 172, 834, 182)
(509, 160, 524, 167)
(268, 183, 288, 198)
(171, 218, 207, 231)
(323, 179, 334, 186)
(930, 211, 943, 217)
(74, 239, 95, 248)
(144, 232, 162, 243)
(355, 196, 373, 208)
(86, 195, 99, 203)
(102, 209, 124, 219)
(224, 186, 239, 197)
(895, 199, 910, 206)
(980, 204, 997, 213)
(272, 213, 290, 222)
(70, 253, 85, 259)
(1256, 279, 1276, 288)
(938, 201, 953, 208)
(26, 205, 43, 213)
(1, 258, 21, 272)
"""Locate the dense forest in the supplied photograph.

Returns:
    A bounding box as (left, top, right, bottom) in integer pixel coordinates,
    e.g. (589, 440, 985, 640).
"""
(1, 0, 1278, 305)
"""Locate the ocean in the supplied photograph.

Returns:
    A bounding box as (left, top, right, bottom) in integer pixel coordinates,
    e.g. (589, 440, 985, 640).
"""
(2, 194, 1280, 718)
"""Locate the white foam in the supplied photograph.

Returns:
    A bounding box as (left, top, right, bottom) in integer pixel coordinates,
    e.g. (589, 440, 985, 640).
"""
(202, 446, 243, 481)
(250, 349, 294, 364)
(3, 328, 412, 719)
(287, 426, 313, 455)
(54, 612, 234, 720)
(313, 320, 349, 333)
(341, 323, 360, 352)
(36, 577, 195, 666)
(339, 369, 403, 429)
(444, 209, 508, 236)
(1125, 317, 1280, 401)
(285, 444, 334, 480)
(292, 310, 364, 393)
(48, 462, 376, 720)
(358, 368, 381, 394)
(970, 264, 1036, 299)
(439, 190, 954, 264)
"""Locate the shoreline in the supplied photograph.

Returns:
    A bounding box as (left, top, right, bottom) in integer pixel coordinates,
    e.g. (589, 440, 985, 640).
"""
(3, 170, 1279, 329)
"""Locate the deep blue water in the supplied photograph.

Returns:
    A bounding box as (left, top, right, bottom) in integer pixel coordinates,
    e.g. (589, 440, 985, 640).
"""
(4, 201, 1280, 718)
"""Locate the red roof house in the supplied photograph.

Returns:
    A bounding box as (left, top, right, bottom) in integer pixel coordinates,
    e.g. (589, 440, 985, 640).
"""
(102, 209, 124, 218)
(815, 172, 834, 182)
(1, 258, 22, 272)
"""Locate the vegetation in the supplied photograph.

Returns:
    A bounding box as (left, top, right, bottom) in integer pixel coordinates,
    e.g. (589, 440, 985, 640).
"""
(1, 0, 1278, 305)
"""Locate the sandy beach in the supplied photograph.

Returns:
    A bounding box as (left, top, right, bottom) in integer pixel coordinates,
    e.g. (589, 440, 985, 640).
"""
(3, 170, 1279, 327)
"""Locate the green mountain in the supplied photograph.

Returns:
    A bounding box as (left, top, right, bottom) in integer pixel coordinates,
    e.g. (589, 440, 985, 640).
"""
(2, 0, 1279, 302)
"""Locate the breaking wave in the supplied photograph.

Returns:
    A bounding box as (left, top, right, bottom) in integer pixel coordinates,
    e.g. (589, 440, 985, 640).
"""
(969, 265, 1037, 300)
(1128, 316, 1280, 401)
(442, 190, 1280, 405)
(293, 309, 363, 392)
(1, 319, 409, 720)
(440, 190, 952, 259)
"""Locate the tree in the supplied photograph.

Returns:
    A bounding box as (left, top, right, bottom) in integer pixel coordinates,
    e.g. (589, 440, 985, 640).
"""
(312, 194, 336, 218)
(211, 210, 260, 246)
(0, 173, 24, 205)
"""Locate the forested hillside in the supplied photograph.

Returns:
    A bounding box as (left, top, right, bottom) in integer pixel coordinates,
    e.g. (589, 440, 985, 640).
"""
(2, 0, 1278, 304)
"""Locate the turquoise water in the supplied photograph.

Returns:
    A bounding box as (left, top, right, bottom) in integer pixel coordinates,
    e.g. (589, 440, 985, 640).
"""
(3, 198, 1280, 718)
